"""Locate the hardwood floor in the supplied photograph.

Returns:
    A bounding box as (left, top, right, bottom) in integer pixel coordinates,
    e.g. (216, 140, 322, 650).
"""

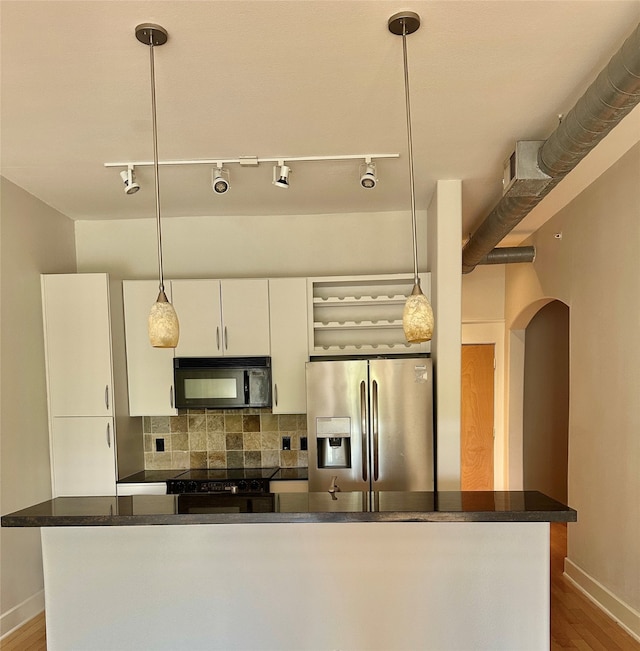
(0, 612, 45, 651)
(551, 523, 639, 650)
(1, 525, 637, 650)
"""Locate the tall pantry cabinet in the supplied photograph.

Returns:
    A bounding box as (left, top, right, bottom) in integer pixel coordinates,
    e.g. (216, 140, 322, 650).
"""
(41, 274, 143, 496)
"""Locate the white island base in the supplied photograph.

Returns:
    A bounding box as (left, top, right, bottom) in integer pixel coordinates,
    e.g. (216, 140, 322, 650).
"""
(42, 521, 550, 651)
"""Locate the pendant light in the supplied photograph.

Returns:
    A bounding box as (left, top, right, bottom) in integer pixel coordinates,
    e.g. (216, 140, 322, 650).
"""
(389, 12, 434, 344)
(136, 23, 180, 348)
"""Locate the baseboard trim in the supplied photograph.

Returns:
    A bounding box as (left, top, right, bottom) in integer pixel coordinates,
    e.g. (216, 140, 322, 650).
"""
(564, 557, 640, 642)
(0, 590, 45, 640)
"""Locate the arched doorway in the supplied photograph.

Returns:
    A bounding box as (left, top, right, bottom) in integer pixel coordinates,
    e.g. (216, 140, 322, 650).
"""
(522, 300, 570, 503)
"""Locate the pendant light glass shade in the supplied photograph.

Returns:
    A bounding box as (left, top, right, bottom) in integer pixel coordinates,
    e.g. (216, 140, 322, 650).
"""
(149, 290, 180, 348)
(389, 11, 434, 344)
(402, 282, 434, 344)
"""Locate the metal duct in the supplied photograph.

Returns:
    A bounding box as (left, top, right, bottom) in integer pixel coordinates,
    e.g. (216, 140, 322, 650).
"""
(462, 22, 640, 274)
(477, 246, 536, 266)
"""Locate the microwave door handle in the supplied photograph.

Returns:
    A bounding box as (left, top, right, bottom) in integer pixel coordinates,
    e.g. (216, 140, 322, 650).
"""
(244, 371, 250, 404)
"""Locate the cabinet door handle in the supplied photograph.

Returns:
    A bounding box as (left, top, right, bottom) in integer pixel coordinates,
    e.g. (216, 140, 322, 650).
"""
(104, 385, 109, 411)
(106, 422, 111, 448)
(216, 327, 220, 351)
(274, 383, 278, 407)
(224, 326, 228, 350)
(170, 386, 174, 409)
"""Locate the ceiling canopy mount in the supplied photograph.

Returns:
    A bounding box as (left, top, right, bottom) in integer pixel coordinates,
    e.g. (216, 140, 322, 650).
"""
(387, 11, 421, 36)
(135, 23, 168, 47)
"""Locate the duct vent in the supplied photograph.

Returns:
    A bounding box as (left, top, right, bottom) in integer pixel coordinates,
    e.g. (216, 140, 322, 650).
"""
(502, 141, 552, 197)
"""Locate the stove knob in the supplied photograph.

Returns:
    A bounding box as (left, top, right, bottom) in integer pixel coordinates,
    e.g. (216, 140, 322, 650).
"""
(172, 481, 186, 494)
(249, 480, 261, 492)
(187, 481, 198, 493)
(238, 480, 248, 492)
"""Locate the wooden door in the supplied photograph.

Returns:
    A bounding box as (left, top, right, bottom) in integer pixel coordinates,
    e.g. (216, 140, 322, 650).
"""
(461, 344, 495, 490)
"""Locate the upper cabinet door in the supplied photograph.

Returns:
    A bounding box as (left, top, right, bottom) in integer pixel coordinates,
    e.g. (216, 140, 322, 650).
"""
(122, 280, 177, 417)
(269, 278, 308, 414)
(42, 274, 114, 417)
(171, 279, 223, 357)
(220, 279, 270, 356)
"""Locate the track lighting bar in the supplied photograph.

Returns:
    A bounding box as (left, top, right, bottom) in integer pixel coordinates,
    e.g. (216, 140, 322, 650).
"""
(104, 153, 399, 169)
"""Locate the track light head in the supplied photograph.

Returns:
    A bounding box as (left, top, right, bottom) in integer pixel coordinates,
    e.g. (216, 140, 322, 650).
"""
(120, 167, 140, 195)
(273, 163, 290, 189)
(360, 162, 377, 189)
(212, 166, 230, 194)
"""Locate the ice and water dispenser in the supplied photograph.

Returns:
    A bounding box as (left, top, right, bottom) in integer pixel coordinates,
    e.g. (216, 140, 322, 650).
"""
(315, 417, 352, 468)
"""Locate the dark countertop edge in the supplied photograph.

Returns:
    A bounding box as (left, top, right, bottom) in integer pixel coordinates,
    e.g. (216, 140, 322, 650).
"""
(1, 509, 577, 527)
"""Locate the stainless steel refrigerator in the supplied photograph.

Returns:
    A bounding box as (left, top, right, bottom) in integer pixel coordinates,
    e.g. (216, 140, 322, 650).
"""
(306, 357, 434, 492)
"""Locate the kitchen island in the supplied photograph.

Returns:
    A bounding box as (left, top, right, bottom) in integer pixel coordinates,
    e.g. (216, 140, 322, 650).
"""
(2, 491, 575, 651)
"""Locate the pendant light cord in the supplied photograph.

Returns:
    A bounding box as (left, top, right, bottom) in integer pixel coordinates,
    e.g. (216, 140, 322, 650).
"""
(401, 22, 420, 287)
(149, 33, 165, 295)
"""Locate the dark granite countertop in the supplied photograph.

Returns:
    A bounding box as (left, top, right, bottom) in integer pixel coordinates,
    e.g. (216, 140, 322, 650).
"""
(1, 491, 576, 527)
(118, 469, 186, 483)
(118, 468, 308, 483)
(271, 468, 308, 481)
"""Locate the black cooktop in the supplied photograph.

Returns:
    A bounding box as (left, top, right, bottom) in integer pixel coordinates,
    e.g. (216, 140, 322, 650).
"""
(174, 468, 280, 482)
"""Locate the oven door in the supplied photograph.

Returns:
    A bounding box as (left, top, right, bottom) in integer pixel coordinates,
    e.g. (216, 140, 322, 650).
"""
(177, 493, 275, 514)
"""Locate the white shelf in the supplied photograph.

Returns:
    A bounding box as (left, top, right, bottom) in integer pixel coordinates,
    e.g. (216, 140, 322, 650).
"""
(311, 343, 417, 353)
(312, 295, 407, 307)
(313, 320, 402, 331)
(308, 274, 431, 356)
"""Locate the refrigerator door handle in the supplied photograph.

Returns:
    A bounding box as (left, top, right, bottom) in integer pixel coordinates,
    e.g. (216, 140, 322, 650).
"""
(360, 380, 368, 482)
(372, 379, 379, 481)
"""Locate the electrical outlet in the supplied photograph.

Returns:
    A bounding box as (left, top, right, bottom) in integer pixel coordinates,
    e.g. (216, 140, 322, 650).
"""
(282, 436, 291, 451)
(300, 436, 308, 451)
(155, 438, 165, 452)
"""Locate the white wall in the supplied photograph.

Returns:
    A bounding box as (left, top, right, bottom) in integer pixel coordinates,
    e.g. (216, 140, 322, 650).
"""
(428, 181, 462, 490)
(75, 210, 427, 279)
(462, 265, 505, 322)
(0, 178, 77, 635)
(505, 143, 640, 636)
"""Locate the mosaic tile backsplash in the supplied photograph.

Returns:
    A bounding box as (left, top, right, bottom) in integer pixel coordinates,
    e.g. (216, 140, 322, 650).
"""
(143, 408, 308, 470)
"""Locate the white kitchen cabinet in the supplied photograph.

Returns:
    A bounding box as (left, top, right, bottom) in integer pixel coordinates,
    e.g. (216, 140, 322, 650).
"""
(50, 417, 117, 496)
(171, 279, 221, 356)
(41, 274, 113, 416)
(42, 274, 143, 496)
(221, 279, 270, 356)
(171, 278, 270, 357)
(269, 278, 308, 414)
(122, 280, 177, 417)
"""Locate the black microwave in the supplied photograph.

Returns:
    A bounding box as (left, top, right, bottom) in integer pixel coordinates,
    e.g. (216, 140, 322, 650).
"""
(173, 357, 272, 409)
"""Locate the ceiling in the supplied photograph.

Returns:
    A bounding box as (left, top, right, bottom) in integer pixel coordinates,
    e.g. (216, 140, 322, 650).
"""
(2, 1, 639, 243)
